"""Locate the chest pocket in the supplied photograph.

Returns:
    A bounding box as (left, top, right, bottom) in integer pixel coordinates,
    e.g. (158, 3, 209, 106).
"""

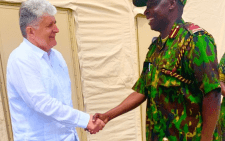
(158, 72, 181, 87)
(145, 44, 182, 88)
(158, 48, 181, 87)
(53, 63, 72, 105)
(161, 36, 193, 85)
(40, 65, 55, 96)
(145, 62, 181, 88)
(145, 35, 193, 89)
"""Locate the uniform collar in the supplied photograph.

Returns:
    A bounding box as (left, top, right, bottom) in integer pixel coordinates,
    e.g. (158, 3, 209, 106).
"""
(156, 19, 185, 51)
(169, 19, 185, 39)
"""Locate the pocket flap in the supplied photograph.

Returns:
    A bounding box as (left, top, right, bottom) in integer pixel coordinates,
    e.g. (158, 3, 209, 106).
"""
(158, 71, 181, 87)
(145, 69, 181, 88)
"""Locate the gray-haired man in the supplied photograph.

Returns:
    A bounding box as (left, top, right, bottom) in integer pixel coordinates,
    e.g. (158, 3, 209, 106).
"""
(7, 0, 104, 140)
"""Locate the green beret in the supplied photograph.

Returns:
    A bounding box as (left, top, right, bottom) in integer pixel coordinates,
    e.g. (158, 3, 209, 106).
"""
(133, 0, 187, 7)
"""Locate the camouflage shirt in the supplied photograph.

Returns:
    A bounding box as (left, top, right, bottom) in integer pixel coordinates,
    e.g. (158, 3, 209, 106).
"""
(218, 53, 225, 139)
(219, 53, 225, 83)
(132, 19, 221, 141)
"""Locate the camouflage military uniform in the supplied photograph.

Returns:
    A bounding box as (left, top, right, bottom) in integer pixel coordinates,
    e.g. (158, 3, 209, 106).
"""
(132, 19, 221, 141)
(219, 53, 225, 140)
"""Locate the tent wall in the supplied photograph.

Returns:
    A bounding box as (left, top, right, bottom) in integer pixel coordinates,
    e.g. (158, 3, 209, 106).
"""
(0, 4, 22, 141)
(0, 0, 225, 141)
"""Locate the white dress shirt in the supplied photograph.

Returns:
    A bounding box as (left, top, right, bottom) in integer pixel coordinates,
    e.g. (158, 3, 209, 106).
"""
(7, 38, 90, 141)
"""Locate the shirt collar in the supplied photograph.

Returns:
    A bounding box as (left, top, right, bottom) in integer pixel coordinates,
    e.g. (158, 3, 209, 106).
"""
(23, 38, 53, 59)
(172, 18, 185, 29)
(155, 19, 185, 51)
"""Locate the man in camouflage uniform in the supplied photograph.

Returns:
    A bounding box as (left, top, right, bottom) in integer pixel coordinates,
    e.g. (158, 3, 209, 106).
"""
(93, 0, 222, 140)
(218, 54, 225, 140)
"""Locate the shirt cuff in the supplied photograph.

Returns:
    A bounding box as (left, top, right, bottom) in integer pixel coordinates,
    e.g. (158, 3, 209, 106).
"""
(77, 111, 90, 129)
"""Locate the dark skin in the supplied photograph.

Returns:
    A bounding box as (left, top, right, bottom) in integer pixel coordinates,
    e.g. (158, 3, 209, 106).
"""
(93, 0, 221, 140)
(201, 89, 221, 141)
(221, 82, 225, 97)
(144, 0, 180, 38)
(93, 92, 147, 124)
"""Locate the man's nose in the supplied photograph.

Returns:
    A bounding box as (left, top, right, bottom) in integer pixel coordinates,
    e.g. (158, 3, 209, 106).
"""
(53, 24, 59, 33)
(144, 8, 150, 17)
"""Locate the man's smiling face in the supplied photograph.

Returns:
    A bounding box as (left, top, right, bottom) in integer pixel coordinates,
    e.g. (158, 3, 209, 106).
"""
(32, 14, 59, 52)
(144, 0, 171, 32)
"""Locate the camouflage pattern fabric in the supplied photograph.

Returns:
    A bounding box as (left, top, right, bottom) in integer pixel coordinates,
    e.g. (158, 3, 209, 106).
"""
(219, 53, 225, 83)
(218, 53, 225, 140)
(179, 0, 187, 6)
(132, 19, 221, 141)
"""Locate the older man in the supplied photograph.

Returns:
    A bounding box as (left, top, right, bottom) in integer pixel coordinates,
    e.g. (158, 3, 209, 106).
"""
(93, 0, 221, 140)
(6, 0, 104, 140)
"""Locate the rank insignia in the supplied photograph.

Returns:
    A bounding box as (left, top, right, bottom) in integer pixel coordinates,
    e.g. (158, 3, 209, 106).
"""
(169, 25, 180, 38)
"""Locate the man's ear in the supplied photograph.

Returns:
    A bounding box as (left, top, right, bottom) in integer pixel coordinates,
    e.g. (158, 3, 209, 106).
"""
(169, 0, 177, 10)
(26, 26, 35, 38)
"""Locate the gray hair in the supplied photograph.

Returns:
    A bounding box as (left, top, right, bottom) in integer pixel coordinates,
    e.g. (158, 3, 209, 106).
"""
(19, 0, 57, 38)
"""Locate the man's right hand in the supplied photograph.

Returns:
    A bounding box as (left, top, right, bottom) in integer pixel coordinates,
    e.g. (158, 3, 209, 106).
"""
(86, 115, 105, 134)
(92, 92, 146, 126)
(92, 113, 110, 124)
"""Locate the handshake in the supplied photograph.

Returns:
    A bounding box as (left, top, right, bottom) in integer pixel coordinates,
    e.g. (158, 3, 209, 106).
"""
(85, 113, 110, 134)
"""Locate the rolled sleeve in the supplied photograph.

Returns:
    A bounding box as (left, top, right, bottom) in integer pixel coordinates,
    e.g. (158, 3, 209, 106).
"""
(132, 62, 149, 96)
(132, 77, 148, 96)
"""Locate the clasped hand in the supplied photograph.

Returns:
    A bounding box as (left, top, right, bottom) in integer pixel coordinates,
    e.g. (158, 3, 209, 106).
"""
(85, 113, 109, 134)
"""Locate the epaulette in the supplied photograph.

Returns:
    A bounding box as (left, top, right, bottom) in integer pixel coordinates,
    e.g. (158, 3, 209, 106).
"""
(185, 22, 214, 39)
(184, 23, 204, 35)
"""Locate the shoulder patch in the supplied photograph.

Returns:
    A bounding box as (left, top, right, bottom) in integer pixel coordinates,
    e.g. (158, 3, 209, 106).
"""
(185, 23, 204, 34)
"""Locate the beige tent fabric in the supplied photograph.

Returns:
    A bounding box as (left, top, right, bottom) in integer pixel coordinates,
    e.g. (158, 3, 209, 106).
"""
(1, 0, 225, 141)
(72, 0, 142, 140)
(0, 96, 8, 141)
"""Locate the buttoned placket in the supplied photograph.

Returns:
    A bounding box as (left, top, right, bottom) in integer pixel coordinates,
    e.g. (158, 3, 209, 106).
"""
(155, 38, 168, 71)
(43, 52, 53, 68)
(43, 52, 65, 95)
